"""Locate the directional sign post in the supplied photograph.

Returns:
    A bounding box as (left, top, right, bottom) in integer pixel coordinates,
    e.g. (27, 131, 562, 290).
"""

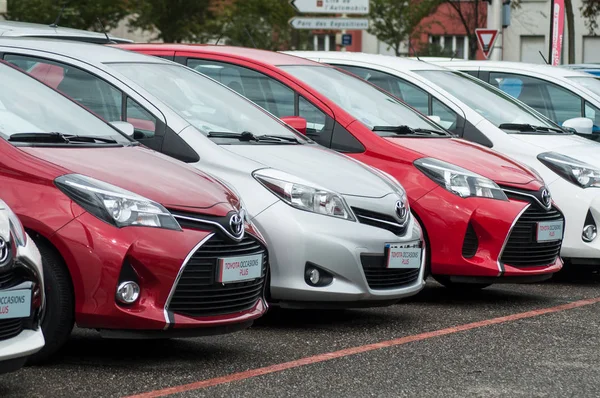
(289, 17, 369, 30)
(289, 0, 370, 14)
(475, 29, 499, 59)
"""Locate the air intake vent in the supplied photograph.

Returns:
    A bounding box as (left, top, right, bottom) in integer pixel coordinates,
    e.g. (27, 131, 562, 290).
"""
(462, 224, 478, 258)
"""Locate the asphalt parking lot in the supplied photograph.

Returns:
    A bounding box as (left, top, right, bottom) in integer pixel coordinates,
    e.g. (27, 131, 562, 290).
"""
(2, 277, 600, 398)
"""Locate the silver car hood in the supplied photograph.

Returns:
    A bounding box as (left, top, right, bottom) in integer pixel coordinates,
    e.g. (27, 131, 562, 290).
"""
(223, 144, 393, 198)
(511, 134, 600, 166)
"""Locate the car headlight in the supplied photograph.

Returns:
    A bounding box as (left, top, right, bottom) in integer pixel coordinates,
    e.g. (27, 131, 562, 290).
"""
(253, 169, 355, 221)
(414, 158, 508, 200)
(55, 174, 181, 230)
(0, 200, 27, 247)
(538, 152, 600, 188)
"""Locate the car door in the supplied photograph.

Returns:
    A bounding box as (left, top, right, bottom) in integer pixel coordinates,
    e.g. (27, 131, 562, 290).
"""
(176, 55, 364, 153)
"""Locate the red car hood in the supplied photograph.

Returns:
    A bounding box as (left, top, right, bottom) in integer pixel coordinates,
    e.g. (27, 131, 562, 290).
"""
(384, 137, 537, 186)
(20, 145, 236, 214)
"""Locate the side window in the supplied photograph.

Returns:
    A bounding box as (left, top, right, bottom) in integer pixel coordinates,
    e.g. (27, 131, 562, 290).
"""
(395, 80, 429, 114)
(432, 98, 458, 131)
(299, 96, 327, 136)
(126, 97, 157, 138)
(4, 54, 123, 122)
(187, 58, 295, 117)
(585, 101, 600, 132)
(490, 72, 583, 125)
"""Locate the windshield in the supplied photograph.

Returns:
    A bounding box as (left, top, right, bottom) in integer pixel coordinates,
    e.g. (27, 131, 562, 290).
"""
(568, 76, 600, 97)
(416, 70, 561, 133)
(108, 63, 307, 144)
(279, 65, 446, 136)
(0, 63, 130, 144)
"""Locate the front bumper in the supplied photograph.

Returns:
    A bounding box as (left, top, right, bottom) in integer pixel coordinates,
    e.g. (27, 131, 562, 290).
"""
(549, 178, 600, 267)
(0, 328, 44, 373)
(415, 186, 562, 279)
(50, 212, 267, 334)
(253, 199, 426, 308)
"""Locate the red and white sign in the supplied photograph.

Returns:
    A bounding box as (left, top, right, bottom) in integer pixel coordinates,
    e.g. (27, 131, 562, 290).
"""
(475, 29, 499, 59)
(386, 243, 422, 269)
(537, 220, 564, 242)
(551, 0, 565, 65)
(218, 253, 263, 283)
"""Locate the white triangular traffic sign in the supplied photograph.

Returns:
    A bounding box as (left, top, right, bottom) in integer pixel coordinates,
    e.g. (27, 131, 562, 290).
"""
(475, 29, 499, 59)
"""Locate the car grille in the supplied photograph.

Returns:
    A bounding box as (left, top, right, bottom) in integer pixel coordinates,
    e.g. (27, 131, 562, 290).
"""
(168, 234, 267, 318)
(360, 254, 420, 289)
(0, 318, 23, 342)
(0, 270, 20, 289)
(500, 194, 563, 267)
(462, 224, 478, 258)
(352, 207, 407, 236)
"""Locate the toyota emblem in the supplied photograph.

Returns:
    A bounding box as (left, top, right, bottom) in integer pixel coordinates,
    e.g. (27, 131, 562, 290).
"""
(541, 188, 551, 208)
(395, 200, 408, 222)
(0, 238, 9, 266)
(229, 212, 244, 237)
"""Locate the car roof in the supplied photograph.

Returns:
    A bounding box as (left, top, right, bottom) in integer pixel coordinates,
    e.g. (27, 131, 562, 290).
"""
(118, 43, 321, 66)
(432, 60, 590, 78)
(0, 20, 131, 43)
(0, 37, 167, 64)
(286, 51, 448, 71)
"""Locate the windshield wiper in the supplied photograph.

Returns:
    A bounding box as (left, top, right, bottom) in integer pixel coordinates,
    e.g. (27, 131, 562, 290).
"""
(372, 125, 451, 137)
(207, 131, 299, 143)
(498, 123, 567, 134)
(8, 132, 119, 144)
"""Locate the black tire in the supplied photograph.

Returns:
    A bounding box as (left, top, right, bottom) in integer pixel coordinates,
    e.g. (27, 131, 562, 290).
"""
(27, 237, 75, 364)
(433, 276, 492, 290)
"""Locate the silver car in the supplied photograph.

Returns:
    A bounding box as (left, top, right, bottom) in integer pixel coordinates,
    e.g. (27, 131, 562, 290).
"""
(0, 200, 45, 373)
(1, 39, 425, 307)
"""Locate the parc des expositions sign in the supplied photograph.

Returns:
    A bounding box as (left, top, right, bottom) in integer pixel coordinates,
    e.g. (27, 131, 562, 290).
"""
(289, 0, 370, 30)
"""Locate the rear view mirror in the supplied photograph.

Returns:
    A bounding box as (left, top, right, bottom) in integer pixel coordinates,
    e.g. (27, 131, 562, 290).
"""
(281, 116, 307, 135)
(110, 121, 135, 137)
(428, 115, 442, 124)
(562, 117, 593, 135)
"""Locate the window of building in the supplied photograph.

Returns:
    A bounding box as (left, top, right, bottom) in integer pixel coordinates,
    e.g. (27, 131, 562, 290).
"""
(428, 35, 468, 59)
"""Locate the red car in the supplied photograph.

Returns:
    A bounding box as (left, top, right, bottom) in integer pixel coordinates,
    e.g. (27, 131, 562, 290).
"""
(0, 61, 268, 362)
(122, 44, 564, 288)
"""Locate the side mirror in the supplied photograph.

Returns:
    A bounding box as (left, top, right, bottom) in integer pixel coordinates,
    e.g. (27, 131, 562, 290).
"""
(110, 121, 135, 137)
(562, 117, 594, 135)
(281, 116, 307, 135)
(428, 115, 442, 124)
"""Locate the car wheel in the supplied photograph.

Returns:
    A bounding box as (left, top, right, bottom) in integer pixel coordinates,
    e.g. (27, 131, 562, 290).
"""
(27, 238, 74, 364)
(433, 276, 492, 290)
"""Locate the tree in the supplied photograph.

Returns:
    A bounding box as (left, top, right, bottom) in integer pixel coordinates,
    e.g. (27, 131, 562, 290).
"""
(127, 0, 215, 43)
(368, 0, 441, 56)
(217, 0, 309, 51)
(581, 0, 600, 34)
(5, 0, 130, 31)
(436, 0, 487, 59)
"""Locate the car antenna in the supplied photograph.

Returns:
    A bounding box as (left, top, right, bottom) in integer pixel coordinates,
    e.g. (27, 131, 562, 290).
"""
(409, 39, 421, 61)
(450, 50, 458, 61)
(96, 17, 116, 44)
(539, 51, 550, 65)
(244, 25, 257, 48)
(49, 2, 67, 28)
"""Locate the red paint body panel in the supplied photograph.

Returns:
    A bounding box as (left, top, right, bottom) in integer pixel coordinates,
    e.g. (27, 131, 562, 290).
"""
(122, 44, 562, 280)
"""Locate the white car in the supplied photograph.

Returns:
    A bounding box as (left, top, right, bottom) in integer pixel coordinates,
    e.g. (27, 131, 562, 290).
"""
(0, 200, 45, 374)
(288, 51, 600, 272)
(432, 60, 600, 136)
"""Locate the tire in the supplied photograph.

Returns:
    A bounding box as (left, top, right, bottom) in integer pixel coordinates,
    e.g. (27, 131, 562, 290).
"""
(433, 275, 492, 290)
(27, 237, 75, 364)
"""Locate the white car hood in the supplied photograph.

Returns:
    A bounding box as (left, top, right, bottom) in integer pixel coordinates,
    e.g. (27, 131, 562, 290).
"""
(511, 134, 600, 166)
(223, 144, 394, 198)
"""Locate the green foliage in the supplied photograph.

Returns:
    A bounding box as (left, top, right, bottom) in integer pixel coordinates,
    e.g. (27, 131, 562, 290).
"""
(368, 0, 441, 56)
(419, 42, 453, 57)
(127, 0, 216, 43)
(6, 0, 130, 31)
(581, 0, 600, 33)
(218, 0, 309, 50)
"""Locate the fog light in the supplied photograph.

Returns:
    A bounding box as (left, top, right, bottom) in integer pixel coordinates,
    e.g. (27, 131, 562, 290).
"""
(308, 268, 320, 285)
(116, 281, 140, 304)
(583, 225, 597, 242)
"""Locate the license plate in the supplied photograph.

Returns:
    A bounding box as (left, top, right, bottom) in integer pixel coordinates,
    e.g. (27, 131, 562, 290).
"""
(0, 289, 31, 320)
(537, 220, 564, 242)
(385, 242, 422, 269)
(217, 254, 263, 283)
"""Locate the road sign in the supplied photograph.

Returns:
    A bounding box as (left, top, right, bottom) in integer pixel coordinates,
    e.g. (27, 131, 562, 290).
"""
(475, 29, 499, 59)
(341, 34, 352, 46)
(289, 0, 370, 14)
(289, 17, 369, 30)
